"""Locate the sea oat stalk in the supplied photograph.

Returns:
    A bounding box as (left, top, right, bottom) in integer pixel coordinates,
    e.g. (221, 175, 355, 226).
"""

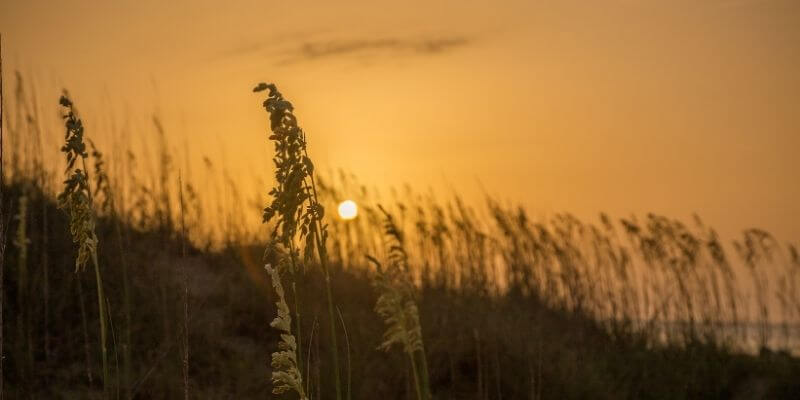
(0, 33, 6, 399)
(266, 262, 307, 400)
(368, 205, 431, 400)
(254, 82, 342, 399)
(58, 93, 110, 396)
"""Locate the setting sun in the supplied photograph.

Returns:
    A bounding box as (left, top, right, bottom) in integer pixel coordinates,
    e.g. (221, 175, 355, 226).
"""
(337, 200, 358, 220)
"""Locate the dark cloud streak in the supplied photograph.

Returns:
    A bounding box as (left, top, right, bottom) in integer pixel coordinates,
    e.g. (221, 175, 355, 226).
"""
(216, 34, 472, 66)
(210, 28, 334, 61)
(291, 36, 471, 61)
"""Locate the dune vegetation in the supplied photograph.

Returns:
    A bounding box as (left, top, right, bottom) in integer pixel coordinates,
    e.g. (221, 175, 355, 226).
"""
(0, 68, 798, 399)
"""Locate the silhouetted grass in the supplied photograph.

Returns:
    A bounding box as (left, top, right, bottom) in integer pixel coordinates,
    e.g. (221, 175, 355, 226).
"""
(0, 74, 797, 398)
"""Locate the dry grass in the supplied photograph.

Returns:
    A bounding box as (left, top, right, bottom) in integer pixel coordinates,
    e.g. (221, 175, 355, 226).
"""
(0, 72, 795, 398)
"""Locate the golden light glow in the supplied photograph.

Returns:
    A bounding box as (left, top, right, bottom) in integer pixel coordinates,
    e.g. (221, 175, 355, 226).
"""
(337, 200, 358, 220)
(1, 1, 798, 240)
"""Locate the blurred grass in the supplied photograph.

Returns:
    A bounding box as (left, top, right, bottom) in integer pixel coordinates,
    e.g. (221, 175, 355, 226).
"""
(0, 73, 798, 398)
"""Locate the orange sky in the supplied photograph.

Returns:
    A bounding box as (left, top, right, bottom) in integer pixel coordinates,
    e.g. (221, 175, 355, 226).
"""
(1, 0, 798, 240)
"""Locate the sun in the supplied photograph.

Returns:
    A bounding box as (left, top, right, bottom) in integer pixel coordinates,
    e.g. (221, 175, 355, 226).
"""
(337, 200, 358, 220)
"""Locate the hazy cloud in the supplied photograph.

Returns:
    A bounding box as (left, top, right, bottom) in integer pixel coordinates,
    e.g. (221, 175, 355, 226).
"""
(280, 36, 471, 64)
(216, 34, 472, 66)
(214, 29, 335, 60)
